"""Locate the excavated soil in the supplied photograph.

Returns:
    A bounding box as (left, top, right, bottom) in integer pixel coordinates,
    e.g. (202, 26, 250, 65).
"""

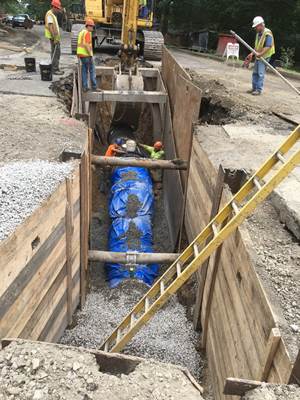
(242, 384, 300, 400)
(0, 340, 204, 400)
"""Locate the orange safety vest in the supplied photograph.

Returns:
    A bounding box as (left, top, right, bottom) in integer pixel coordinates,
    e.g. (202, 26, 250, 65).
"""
(77, 29, 93, 57)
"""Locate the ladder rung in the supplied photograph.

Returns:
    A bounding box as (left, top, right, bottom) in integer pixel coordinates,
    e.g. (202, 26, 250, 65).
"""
(277, 152, 286, 163)
(145, 297, 150, 312)
(176, 262, 181, 276)
(160, 281, 165, 294)
(212, 222, 218, 236)
(130, 313, 135, 328)
(193, 243, 199, 257)
(253, 177, 262, 190)
(117, 328, 121, 342)
(231, 200, 239, 214)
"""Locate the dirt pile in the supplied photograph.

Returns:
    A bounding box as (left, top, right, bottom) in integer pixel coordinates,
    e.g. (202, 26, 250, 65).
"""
(242, 384, 300, 400)
(0, 340, 204, 400)
(50, 73, 73, 111)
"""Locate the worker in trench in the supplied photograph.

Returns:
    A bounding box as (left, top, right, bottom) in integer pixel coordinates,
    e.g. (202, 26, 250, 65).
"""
(77, 18, 98, 92)
(100, 139, 125, 193)
(245, 16, 275, 95)
(140, 141, 165, 197)
(44, 0, 64, 75)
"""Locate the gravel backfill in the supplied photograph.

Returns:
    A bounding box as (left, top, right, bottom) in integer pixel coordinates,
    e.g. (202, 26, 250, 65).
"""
(242, 384, 300, 400)
(61, 280, 202, 380)
(0, 340, 203, 400)
(0, 160, 73, 241)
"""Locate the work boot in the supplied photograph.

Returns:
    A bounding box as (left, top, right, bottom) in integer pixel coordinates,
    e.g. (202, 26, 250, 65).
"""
(252, 90, 262, 96)
(247, 89, 255, 94)
(53, 70, 64, 76)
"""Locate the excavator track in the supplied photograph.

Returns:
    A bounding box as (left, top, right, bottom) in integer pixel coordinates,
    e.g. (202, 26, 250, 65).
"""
(142, 30, 164, 61)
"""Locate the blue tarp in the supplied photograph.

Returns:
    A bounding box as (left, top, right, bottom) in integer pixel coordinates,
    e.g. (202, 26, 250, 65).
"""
(106, 166, 159, 288)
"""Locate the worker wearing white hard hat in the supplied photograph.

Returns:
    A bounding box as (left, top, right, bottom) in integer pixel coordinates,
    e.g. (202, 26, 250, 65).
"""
(246, 16, 275, 95)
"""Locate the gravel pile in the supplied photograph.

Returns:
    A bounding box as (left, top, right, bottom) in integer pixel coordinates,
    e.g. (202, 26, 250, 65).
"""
(0, 160, 73, 241)
(61, 280, 202, 380)
(243, 384, 300, 400)
(0, 340, 203, 400)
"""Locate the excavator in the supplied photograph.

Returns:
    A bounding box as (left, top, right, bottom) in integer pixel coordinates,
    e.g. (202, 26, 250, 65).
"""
(71, 0, 164, 61)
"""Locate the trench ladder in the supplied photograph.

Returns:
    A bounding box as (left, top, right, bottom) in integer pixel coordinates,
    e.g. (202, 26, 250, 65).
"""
(100, 126, 300, 353)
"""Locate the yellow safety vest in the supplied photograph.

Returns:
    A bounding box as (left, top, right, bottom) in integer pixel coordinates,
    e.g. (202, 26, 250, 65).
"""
(45, 10, 60, 41)
(77, 29, 93, 57)
(255, 28, 275, 59)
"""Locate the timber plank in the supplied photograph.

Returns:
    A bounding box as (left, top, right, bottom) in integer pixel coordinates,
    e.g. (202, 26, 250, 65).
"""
(0, 217, 66, 324)
(0, 180, 67, 298)
(172, 75, 201, 189)
(3, 237, 66, 338)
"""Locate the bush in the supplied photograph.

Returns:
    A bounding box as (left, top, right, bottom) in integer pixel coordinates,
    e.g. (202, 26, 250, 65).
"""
(280, 47, 295, 69)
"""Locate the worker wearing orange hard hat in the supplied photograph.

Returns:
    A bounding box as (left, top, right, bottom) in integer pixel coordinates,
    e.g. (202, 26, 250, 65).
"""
(45, 0, 63, 75)
(77, 18, 97, 92)
(140, 140, 165, 196)
(141, 141, 164, 160)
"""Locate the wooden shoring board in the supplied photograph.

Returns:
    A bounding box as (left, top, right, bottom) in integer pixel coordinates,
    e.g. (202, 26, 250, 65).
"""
(289, 349, 300, 384)
(0, 166, 81, 342)
(184, 137, 294, 399)
(83, 90, 167, 104)
(193, 165, 226, 331)
(257, 328, 281, 382)
(65, 178, 74, 326)
(162, 99, 184, 250)
(161, 46, 191, 116)
(172, 74, 201, 190)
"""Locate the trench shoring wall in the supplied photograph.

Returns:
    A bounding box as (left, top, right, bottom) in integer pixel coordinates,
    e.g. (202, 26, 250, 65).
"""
(161, 48, 294, 400)
(0, 131, 91, 342)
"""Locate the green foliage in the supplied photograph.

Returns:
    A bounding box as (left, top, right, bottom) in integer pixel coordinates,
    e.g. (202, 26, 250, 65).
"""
(156, 0, 300, 60)
(280, 47, 295, 68)
(1, 0, 25, 14)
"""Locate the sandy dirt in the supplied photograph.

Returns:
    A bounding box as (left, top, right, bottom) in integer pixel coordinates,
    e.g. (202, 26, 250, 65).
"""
(171, 49, 300, 120)
(0, 340, 204, 400)
(242, 383, 300, 400)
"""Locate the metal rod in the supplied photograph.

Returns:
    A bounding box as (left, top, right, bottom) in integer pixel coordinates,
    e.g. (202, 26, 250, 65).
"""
(230, 30, 300, 96)
(91, 155, 188, 170)
(88, 250, 180, 264)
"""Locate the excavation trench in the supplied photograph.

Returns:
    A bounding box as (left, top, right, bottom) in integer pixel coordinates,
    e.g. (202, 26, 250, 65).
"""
(60, 97, 207, 384)
(60, 61, 299, 397)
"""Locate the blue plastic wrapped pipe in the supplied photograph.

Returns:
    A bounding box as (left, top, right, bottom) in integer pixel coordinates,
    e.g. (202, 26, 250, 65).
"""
(106, 166, 159, 288)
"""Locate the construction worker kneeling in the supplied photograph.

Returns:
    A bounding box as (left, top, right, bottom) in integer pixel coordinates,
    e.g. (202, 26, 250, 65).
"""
(77, 18, 97, 92)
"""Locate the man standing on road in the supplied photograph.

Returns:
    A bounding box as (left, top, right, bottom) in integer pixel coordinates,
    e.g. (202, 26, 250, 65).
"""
(246, 16, 275, 95)
(45, 0, 63, 75)
(77, 18, 97, 92)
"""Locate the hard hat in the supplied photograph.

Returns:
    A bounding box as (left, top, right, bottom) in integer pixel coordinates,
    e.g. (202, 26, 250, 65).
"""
(126, 139, 136, 152)
(115, 138, 123, 145)
(252, 16, 264, 28)
(51, 0, 62, 10)
(85, 18, 95, 26)
(154, 141, 163, 150)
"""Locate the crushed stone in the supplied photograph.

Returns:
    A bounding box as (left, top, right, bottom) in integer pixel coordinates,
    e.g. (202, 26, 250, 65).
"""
(0, 160, 74, 242)
(61, 280, 202, 380)
(242, 383, 300, 400)
(0, 340, 203, 400)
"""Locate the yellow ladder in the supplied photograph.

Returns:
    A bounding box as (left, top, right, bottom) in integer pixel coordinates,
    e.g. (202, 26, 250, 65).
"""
(100, 126, 300, 353)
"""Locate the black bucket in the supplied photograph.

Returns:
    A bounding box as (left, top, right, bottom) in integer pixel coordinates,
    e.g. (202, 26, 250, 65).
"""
(39, 61, 52, 81)
(24, 57, 36, 73)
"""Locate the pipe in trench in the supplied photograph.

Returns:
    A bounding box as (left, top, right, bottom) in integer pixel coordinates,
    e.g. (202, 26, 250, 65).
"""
(89, 250, 180, 264)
